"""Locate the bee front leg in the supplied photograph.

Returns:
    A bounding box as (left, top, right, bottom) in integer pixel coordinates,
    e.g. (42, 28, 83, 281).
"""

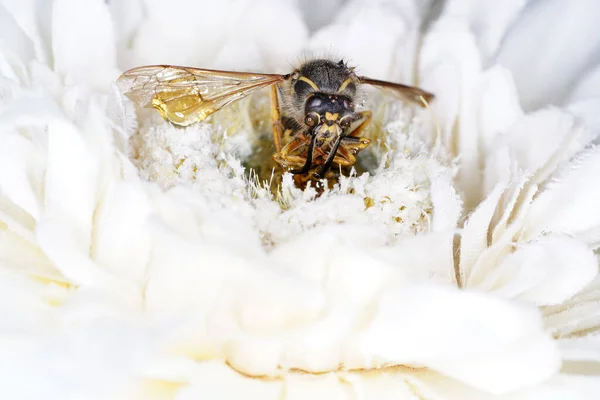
(336, 110, 372, 168)
(273, 135, 309, 171)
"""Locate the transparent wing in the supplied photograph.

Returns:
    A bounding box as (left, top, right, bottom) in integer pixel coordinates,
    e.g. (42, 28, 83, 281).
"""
(358, 76, 434, 107)
(117, 65, 286, 126)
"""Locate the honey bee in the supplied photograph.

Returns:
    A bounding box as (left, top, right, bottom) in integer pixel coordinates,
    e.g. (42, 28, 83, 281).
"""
(117, 59, 434, 181)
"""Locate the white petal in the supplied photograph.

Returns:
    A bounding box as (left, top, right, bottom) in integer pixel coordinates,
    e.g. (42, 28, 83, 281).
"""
(496, 0, 600, 110)
(356, 284, 560, 393)
(523, 147, 600, 242)
(566, 63, 600, 104)
(358, 370, 439, 400)
(108, 0, 145, 70)
(431, 333, 559, 394)
(483, 146, 519, 197)
(568, 99, 600, 141)
(51, 0, 117, 87)
(146, 222, 324, 330)
(489, 176, 531, 244)
(440, 0, 529, 61)
(419, 16, 482, 136)
(270, 224, 388, 283)
(386, 231, 457, 284)
(0, 131, 43, 219)
(430, 175, 462, 232)
(0, 3, 34, 80)
(1, 0, 38, 45)
(298, 0, 347, 32)
(0, 318, 157, 399)
(459, 184, 505, 284)
(92, 181, 152, 283)
(144, 225, 240, 318)
(488, 108, 593, 185)
(544, 274, 600, 337)
(501, 374, 600, 400)
(477, 66, 523, 197)
(0, 194, 37, 245)
(404, 369, 495, 400)
(36, 217, 108, 286)
(465, 218, 522, 288)
(478, 66, 524, 150)
(0, 226, 59, 280)
(282, 373, 350, 400)
(0, 268, 58, 331)
(419, 17, 483, 209)
(45, 120, 99, 249)
(176, 361, 282, 400)
(132, 0, 306, 71)
(481, 235, 597, 305)
(566, 64, 600, 138)
(307, 0, 429, 82)
(559, 336, 600, 364)
(0, 90, 65, 127)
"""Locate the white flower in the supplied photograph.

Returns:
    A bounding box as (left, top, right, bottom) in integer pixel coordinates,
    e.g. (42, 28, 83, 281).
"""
(0, 0, 599, 399)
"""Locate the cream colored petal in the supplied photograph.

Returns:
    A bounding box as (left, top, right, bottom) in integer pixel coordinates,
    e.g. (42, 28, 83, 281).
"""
(0, 4, 34, 81)
(430, 333, 559, 394)
(522, 147, 600, 243)
(460, 184, 506, 284)
(45, 120, 100, 251)
(544, 274, 600, 337)
(51, 0, 117, 88)
(500, 374, 600, 400)
(36, 217, 109, 286)
(559, 336, 600, 365)
(92, 180, 152, 283)
(0, 131, 43, 220)
(481, 235, 597, 306)
(175, 361, 282, 400)
(355, 284, 559, 393)
(488, 108, 593, 186)
(385, 230, 457, 284)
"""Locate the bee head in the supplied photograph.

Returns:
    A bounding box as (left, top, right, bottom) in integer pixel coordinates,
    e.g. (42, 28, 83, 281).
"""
(303, 93, 356, 131)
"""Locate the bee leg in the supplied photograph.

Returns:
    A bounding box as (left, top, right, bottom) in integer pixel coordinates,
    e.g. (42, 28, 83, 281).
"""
(270, 85, 283, 153)
(274, 136, 303, 160)
(273, 135, 308, 171)
(347, 110, 372, 138)
(341, 135, 371, 153)
(333, 143, 357, 166)
(316, 135, 343, 177)
(291, 134, 317, 174)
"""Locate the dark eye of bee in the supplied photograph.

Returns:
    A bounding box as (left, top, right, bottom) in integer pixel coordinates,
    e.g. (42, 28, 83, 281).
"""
(309, 97, 323, 108)
(343, 99, 353, 110)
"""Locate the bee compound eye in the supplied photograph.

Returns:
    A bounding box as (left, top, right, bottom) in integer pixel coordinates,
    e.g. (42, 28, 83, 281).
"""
(309, 97, 323, 108)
